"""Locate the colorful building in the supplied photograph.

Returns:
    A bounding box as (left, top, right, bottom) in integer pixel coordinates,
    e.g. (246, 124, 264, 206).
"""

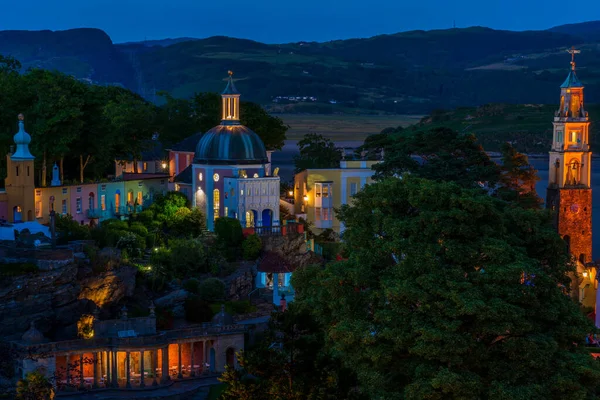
(293, 160, 378, 234)
(545, 49, 596, 318)
(0, 115, 169, 227)
(173, 72, 280, 231)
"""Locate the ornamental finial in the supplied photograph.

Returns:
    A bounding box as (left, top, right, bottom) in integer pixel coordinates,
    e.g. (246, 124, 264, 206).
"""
(567, 46, 581, 71)
(18, 113, 24, 121)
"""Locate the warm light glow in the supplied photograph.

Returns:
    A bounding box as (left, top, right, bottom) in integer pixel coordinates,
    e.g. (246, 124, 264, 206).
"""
(214, 173, 220, 182)
(253, 173, 259, 178)
(161, 162, 167, 169)
(288, 190, 293, 196)
(303, 195, 308, 201)
(77, 315, 94, 339)
(583, 270, 589, 278)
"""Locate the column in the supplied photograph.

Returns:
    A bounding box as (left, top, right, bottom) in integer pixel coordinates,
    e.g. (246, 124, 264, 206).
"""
(177, 343, 183, 379)
(126, 351, 131, 388)
(112, 351, 118, 388)
(152, 349, 158, 386)
(105, 351, 110, 387)
(190, 342, 195, 377)
(93, 352, 99, 389)
(140, 350, 145, 388)
(65, 354, 71, 387)
(161, 346, 170, 384)
(273, 273, 279, 304)
(79, 354, 84, 389)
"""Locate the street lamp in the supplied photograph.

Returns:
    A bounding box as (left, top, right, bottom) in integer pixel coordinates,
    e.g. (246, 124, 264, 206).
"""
(288, 190, 293, 197)
(161, 161, 167, 170)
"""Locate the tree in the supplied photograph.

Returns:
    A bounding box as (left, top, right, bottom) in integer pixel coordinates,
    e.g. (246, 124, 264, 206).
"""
(295, 176, 600, 400)
(16, 371, 54, 400)
(240, 101, 288, 151)
(214, 217, 244, 260)
(294, 134, 342, 173)
(497, 142, 542, 209)
(374, 127, 501, 189)
(197, 278, 226, 302)
(242, 234, 262, 260)
(219, 304, 364, 400)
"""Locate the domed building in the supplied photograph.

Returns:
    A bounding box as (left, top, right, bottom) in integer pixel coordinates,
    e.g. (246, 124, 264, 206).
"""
(174, 73, 280, 231)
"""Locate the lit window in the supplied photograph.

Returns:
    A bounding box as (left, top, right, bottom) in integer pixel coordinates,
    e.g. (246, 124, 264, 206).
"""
(198, 172, 203, 181)
(143, 162, 148, 171)
(213, 173, 220, 182)
(253, 173, 259, 178)
(35, 201, 42, 218)
(76, 197, 82, 213)
(35, 190, 41, 196)
(213, 189, 220, 219)
(137, 192, 143, 206)
(127, 191, 134, 205)
(61, 199, 67, 214)
(315, 207, 321, 221)
(101, 195, 106, 211)
(115, 193, 121, 210)
(246, 211, 254, 228)
(240, 189, 244, 196)
(323, 185, 329, 198)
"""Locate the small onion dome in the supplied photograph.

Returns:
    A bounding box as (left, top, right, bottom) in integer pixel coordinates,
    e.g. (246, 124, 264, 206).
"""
(22, 321, 46, 344)
(194, 125, 267, 165)
(13, 114, 35, 160)
(212, 304, 234, 326)
(258, 251, 296, 274)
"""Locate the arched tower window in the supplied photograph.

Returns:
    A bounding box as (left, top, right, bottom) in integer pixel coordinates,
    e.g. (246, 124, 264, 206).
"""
(567, 160, 580, 185)
(213, 189, 220, 220)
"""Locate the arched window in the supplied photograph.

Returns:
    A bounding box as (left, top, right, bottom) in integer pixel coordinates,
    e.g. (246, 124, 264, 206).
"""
(88, 193, 95, 210)
(213, 189, 220, 220)
(245, 211, 254, 228)
(567, 160, 580, 185)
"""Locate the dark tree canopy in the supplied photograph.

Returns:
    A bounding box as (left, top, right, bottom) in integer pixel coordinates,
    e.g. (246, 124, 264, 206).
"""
(294, 176, 600, 400)
(294, 133, 342, 172)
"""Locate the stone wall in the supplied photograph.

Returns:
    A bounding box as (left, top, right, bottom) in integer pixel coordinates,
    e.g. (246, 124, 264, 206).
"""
(223, 262, 255, 301)
(262, 233, 323, 268)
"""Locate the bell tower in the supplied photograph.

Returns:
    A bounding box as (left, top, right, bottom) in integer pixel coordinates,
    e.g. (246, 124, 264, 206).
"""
(221, 71, 241, 125)
(546, 48, 594, 307)
(5, 114, 35, 223)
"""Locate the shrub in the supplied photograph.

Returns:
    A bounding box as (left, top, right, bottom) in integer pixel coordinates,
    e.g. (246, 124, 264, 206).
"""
(169, 238, 206, 275)
(242, 234, 262, 260)
(183, 278, 201, 294)
(128, 222, 149, 238)
(16, 371, 54, 400)
(55, 214, 90, 244)
(101, 219, 129, 230)
(116, 232, 145, 258)
(135, 209, 155, 226)
(184, 295, 214, 323)
(198, 278, 226, 302)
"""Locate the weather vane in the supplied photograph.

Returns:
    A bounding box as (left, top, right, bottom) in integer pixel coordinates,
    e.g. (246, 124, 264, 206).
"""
(567, 46, 581, 71)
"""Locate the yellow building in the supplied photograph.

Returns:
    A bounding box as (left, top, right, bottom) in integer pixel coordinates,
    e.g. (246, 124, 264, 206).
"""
(293, 160, 378, 234)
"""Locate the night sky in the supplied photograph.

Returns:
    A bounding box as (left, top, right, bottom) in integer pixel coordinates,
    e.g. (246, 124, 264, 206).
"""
(4, 0, 600, 44)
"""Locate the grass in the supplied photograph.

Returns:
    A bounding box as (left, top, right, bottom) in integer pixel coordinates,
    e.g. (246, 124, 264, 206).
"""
(279, 114, 422, 141)
(207, 383, 227, 400)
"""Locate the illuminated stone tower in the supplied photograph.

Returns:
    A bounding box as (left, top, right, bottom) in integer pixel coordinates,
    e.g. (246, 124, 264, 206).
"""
(546, 48, 594, 307)
(5, 114, 36, 223)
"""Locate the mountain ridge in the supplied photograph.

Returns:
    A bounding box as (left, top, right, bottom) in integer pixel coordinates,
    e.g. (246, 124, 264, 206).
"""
(2, 23, 600, 114)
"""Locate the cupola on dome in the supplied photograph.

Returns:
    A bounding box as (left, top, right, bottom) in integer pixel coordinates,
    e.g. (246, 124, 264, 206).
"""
(194, 72, 268, 165)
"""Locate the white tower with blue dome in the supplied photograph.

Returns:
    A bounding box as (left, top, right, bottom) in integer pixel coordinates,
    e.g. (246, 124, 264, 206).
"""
(189, 72, 280, 231)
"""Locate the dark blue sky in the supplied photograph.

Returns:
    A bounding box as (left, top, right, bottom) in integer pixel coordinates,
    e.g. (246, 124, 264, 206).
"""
(4, 0, 600, 43)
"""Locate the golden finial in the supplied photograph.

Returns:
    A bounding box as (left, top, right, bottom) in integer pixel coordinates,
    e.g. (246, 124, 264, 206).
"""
(567, 46, 581, 71)
(18, 113, 24, 121)
(228, 70, 233, 77)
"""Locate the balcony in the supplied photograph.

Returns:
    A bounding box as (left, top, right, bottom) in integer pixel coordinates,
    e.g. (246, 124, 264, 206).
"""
(86, 209, 105, 219)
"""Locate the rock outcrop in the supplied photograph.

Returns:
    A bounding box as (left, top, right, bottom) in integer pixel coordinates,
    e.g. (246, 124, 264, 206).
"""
(223, 262, 255, 301)
(154, 289, 188, 318)
(78, 265, 137, 307)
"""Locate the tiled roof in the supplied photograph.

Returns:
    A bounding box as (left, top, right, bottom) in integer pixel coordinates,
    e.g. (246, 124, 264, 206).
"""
(257, 251, 296, 273)
(169, 132, 203, 152)
(173, 165, 193, 184)
(561, 70, 583, 88)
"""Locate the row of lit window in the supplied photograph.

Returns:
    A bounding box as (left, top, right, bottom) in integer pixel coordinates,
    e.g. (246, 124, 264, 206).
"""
(198, 172, 261, 183)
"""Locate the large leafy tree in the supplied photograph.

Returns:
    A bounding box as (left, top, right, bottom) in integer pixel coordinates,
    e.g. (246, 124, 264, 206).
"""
(294, 133, 342, 172)
(373, 127, 501, 188)
(220, 304, 364, 400)
(295, 176, 600, 400)
(497, 142, 541, 209)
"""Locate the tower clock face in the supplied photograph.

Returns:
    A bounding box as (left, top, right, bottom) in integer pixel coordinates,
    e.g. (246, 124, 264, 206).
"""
(570, 204, 581, 214)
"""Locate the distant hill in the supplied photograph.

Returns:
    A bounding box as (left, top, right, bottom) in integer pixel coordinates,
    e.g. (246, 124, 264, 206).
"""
(0, 28, 134, 87)
(549, 20, 600, 42)
(2, 24, 600, 114)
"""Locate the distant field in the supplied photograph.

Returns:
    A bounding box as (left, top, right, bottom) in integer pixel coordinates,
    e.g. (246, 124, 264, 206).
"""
(278, 114, 423, 141)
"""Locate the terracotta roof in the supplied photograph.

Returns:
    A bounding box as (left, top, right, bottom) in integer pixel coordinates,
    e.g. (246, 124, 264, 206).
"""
(257, 251, 296, 273)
